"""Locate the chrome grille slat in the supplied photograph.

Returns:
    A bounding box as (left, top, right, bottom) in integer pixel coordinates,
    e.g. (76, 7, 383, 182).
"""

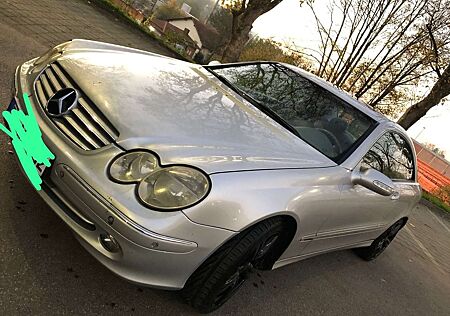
(71, 108, 110, 145)
(35, 81, 47, 105)
(50, 63, 72, 87)
(34, 62, 119, 150)
(64, 116, 103, 148)
(45, 68, 62, 90)
(53, 120, 92, 150)
(40, 75, 53, 98)
(77, 98, 118, 140)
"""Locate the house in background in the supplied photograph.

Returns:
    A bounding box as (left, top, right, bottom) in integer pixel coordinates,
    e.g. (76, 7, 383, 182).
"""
(152, 15, 220, 62)
(148, 18, 200, 58)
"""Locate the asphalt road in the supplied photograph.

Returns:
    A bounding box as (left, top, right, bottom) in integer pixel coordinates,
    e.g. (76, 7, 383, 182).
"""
(1, 0, 450, 315)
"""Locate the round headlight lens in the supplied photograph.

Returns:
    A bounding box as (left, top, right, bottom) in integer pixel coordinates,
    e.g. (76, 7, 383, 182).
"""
(109, 152, 158, 183)
(137, 166, 209, 210)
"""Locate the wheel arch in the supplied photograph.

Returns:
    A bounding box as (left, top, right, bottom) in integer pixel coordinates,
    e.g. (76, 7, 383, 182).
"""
(193, 214, 298, 278)
(251, 214, 297, 270)
(181, 215, 297, 311)
(397, 216, 409, 227)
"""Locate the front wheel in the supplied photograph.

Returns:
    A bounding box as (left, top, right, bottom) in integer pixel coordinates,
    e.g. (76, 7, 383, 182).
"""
(181, 217, 292, 313)
(354, 219, 406, 261)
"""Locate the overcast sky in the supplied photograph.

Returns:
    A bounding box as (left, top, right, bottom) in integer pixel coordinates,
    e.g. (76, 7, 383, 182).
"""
(251, 0, 450, 158)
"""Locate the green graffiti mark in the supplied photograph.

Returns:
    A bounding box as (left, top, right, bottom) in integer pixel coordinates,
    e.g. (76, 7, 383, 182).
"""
(0, 93, 54, 190)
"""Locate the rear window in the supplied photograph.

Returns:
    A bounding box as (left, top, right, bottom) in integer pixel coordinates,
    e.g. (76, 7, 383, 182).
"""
(208, 63, 376, 162)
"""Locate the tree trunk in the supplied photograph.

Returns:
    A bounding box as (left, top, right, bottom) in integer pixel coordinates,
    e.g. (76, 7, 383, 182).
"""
(397, 64, 450, 129)
(221, 0, 284, 63)
(221, 22, 253, 63)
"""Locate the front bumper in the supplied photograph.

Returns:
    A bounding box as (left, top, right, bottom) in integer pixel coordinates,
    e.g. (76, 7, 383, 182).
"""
(13, 58, 235, 289)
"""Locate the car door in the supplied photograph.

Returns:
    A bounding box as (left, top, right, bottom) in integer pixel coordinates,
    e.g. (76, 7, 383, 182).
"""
(302, 131, 417, 255)
(366, 131, 420, 225)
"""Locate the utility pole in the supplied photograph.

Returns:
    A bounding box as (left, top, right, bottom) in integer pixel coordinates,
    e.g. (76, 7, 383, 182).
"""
(414, 115, 439, 141)
(415, 126, 426, 140)
(204, 0, 220, 24)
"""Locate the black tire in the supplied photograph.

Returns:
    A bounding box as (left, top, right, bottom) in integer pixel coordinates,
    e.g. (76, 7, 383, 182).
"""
(181, 217, 292, 313)
(354, 219, 406, 261)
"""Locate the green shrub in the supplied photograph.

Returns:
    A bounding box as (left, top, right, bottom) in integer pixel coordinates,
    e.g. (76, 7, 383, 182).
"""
(422, 190, 450, 213)
(432, 185, 450, 205)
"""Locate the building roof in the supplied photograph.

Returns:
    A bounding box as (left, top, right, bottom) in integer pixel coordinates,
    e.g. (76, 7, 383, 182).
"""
(149, 18, 167, 33)
(163, 15, 220, 50)
(192, 18, 220, 51)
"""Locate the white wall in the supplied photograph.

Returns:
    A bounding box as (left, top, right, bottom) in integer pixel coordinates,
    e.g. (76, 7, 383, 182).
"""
(168, 19, 203, 48)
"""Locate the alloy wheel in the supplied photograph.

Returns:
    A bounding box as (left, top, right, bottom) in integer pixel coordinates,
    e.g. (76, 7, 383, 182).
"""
(213, 233, 280, 307)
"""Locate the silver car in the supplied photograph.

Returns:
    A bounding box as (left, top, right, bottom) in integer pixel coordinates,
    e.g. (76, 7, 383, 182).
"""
(12, 40, 421, 313)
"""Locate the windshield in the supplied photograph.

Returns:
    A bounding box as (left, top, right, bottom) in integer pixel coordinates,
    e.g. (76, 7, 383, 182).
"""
(207, 63, 376, 162)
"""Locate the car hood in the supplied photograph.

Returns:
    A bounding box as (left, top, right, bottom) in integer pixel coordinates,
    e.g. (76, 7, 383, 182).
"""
(58, 40, 336, 173)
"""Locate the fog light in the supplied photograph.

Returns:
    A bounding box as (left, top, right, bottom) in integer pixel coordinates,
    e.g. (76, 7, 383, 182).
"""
(99, 233, 121, 253)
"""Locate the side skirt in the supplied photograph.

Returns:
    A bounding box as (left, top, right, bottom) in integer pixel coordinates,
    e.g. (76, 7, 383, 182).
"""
(272, 239, 373, 270)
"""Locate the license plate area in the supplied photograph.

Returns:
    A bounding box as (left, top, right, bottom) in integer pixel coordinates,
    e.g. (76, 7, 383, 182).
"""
(7, 97, 18, 112)
(36, 162, 46, 176)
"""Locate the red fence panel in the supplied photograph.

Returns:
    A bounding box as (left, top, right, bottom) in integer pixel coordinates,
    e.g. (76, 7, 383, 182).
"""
(417, 160, 450, 192)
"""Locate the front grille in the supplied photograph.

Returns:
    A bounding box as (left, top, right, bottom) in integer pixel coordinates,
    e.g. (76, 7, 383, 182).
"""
(34, 62, 119, 150)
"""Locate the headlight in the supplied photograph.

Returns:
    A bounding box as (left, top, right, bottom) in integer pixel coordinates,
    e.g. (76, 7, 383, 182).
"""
(109, 152, 158, 183)
(109, 152, 210, 211)
(137, 166, 210, 210)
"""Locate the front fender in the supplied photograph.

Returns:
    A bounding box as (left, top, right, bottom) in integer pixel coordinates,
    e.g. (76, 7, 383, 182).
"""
(182, 167, 345, 242)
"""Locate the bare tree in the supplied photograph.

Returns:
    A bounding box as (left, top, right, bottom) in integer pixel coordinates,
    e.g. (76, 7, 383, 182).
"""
(397, 0, 450, 129)
(398, 63, 450, 129)
(240, 37, 312, 69)
(291, 0, 449, 123)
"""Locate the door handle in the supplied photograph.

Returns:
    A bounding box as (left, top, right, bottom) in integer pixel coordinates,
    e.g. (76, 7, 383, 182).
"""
(391, 191, 400, 200)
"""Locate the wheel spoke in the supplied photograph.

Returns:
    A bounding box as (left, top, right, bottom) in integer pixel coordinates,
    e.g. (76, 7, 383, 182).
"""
(254, 234, 279, 261)
(214, 263, 253, 306)
(215, 276, 245, 305)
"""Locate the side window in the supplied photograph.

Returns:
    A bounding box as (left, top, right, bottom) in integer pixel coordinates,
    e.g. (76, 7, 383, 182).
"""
(361, 132, 414, 181)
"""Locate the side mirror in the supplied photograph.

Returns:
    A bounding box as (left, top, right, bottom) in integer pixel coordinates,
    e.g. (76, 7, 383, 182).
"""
(351, 168, 395, 196)
(208, 60, 221, 66)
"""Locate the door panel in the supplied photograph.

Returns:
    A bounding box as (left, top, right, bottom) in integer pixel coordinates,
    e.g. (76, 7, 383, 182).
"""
(383, 182, 421, 223)
(300, 130, 417, 255)
(301, 178, 393, 255)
